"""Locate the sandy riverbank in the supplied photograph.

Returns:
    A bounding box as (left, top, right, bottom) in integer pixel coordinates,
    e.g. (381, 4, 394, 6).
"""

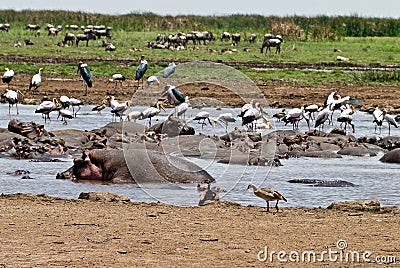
(0, 193, 399, 267)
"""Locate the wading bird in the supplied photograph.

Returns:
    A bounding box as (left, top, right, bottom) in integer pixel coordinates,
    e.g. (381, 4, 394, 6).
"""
(140, 100, 166, 126)
(2, 68, 14, 88)
(337, 105, 355, 133)
(372, 107, 384, 134)
(135, 55, 147, 89)
(69, 97, 84, 117)
(147, 75, 160, 88)
(213, 113, 236, 132)
(193, 111, 212, 128)
(247, 184, 287, 212)
(162, 85, 185, 105)
(383, 110, 398, 135)
(77, 62, 92, 96)
(315, 106, 331, 131)
(29, 68, 43, 92)
(107, 73, 126, 88)
(2, 89, 23, 114)
(126, 110, 143, 122)
(35, 98, 58, 123)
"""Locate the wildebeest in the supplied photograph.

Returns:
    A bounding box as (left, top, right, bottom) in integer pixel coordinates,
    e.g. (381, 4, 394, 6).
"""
(195, 31, 215, 45)
(24, 24, 40, 31)
(94, 27, 112, 39)
(260, 34, 283, 54)
(76, 32, 96, 47)
(66, 24, 79, 31)
(0, 23, 10, 32)
(62, 32, 75, 46)
(231, 33, 241, 46)
(48, 26, 62, 36)
(24, 39, 34, 45)
(221, 31, 231, 41)
(248, 34, 257, 43)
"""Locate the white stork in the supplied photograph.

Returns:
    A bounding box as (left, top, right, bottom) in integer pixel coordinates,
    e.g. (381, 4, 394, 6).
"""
(135, 55, 148, 89)
(213, 113, 236, 132)
(107, 73, 126, 88)
(29, 68, 43, 92)
(77, 62, 92, 96)
(140, 100, 166, 126)
(2, 68, 14, 88)
(2, 89, 23, 114)
(162, 62, 176, 78)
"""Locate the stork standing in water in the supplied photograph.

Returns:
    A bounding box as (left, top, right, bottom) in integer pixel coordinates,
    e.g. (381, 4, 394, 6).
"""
(383, 110, 398, 135)
(2, 89, 23, 114)
(193, 111, 212, 128)
(70, 98, 84, 117)
(372, 107, 384, 134)
(29, 68, 43, 93)
(213, 113, 236, 132)
(140, 100, 166, 126)
(241, 102, 265, 131)
(247, 184, 287, 212)
(162, 62, 176, 78)
(315, 106, 331, 131)
(2, 68, 14, 88)
(282, 107, 308, 130)
(173, 96, 190, 119)
(77, 62, 92, 96)
(107, 73, 126, 88)
(35, 98, 58, 123)
(337, 104, 355, 133)
(135, 55, 148, 89)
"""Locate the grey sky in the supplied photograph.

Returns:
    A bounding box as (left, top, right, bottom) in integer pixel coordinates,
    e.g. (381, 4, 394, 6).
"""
(2, 0, 400, 18)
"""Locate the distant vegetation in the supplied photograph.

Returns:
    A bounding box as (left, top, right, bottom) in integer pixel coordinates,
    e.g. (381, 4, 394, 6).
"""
(1, 10, 400, 86)
(1, 10, 400, 40)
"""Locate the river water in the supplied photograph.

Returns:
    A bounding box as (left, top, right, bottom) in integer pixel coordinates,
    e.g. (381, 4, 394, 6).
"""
(0, 103, 399, 208)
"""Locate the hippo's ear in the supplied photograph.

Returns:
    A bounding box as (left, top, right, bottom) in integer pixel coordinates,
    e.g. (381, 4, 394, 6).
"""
(81, 151, 90, 161)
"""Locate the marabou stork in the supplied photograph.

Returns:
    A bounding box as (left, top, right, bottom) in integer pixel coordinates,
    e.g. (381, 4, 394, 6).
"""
(162, 85, 185, 105)
(135, 55, 148, 89)
(77, 62, 92, 96)
(162, 62, 176, 78)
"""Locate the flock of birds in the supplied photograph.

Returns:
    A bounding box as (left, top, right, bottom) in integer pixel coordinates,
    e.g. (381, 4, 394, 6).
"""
(2, 59, 400, 212)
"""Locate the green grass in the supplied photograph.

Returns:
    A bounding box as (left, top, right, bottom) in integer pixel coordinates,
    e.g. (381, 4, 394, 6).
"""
(1, 28, 400, 86)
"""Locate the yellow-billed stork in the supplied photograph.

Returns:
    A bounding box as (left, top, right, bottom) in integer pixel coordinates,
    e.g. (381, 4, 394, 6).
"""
(213, 112, 236, 132)
(35, 98, 58, 123)
(2, 89, 23, 114)
(2, 68, 14, 88)
(140, 100, 165, 126)
(29, 68, 43, 92)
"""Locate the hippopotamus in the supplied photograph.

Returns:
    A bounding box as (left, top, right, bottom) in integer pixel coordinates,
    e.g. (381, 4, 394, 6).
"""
(56, 147, 214, 184)
(380, 148, 400, 164)
(288, 179, 357, 187)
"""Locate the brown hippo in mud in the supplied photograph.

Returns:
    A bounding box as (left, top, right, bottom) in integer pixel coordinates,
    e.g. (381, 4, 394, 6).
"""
(56, 147, 214, 184)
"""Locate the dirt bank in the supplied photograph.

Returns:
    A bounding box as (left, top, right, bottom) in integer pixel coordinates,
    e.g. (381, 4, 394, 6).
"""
(0, 194, 399, 267)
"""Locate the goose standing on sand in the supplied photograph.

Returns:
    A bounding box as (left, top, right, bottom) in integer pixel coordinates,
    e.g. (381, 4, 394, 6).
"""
(2, 68, 14, 88)
(247, 184, 287, 212)
(77, 62, 92, 96)
(213, 113, 236, 132)
(29, 68, 43, 92)
(135, 55, 148, 89)
(162, 62, 176, 78)
(2, 89, 23, 114)
(140, 100, 166, 126)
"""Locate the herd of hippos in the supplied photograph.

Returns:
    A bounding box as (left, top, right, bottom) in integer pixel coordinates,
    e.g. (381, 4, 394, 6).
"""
(1, 58, 400, 209)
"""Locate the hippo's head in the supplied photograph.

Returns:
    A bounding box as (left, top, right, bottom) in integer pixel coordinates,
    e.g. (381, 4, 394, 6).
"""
(56, 151, 103, 181)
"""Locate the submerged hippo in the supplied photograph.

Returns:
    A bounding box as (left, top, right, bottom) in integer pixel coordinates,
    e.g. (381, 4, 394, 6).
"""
(57, 148, 214, 184)
(380, 148, 400, 164)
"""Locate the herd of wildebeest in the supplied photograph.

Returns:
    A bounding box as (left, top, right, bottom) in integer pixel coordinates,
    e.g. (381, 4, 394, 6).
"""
(0, 22, 283, 53)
